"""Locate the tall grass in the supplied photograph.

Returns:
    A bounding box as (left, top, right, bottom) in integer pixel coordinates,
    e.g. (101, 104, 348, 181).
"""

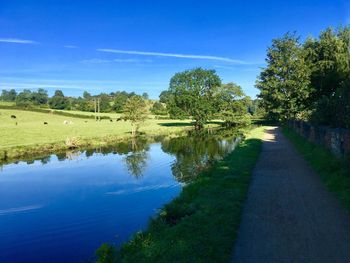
(283, 126, 350, 210)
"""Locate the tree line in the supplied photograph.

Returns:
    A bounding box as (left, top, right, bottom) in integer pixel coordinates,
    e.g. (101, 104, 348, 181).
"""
(1, 68, 259, 131)
(0, 88, 154, 113)
(257, 26, 350, 128)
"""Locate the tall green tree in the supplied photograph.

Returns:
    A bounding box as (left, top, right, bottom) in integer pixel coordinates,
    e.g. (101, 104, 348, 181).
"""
(214, 83, 251, 126)
(16, 89, 33, 107)
(49, 90, 70, 110)
(32, 88, 48, 105)
(122, 96, 149, 136)
(1, 89, 17, 101)
(256, 33, 311, 121)
(167, 68, 221, 129)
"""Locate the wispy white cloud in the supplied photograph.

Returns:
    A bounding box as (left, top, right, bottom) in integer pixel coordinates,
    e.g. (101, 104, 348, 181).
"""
(80, 58, 152, 64)
(0, 38, 39, 44)
(63, 45, 78, 48)
(97, 48, 248, 64)
(0, 205, 44, 215)
(80, 58, 111, 64)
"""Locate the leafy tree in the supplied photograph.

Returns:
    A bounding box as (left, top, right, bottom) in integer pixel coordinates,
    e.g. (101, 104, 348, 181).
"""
(1, 89, 17, 101)
(98, 93, 112, 112)
(113, 92, 129, 112)
(31, 88, 48, 105)
(159, 90, 171, 104)
(151, 101, 167, 115)
(256, 33, 311, 121)
(167, 68, 221, 129)
(16, 89, 33, 107)
(122, 96, 149, 136)
(214, 83, 251, 126)
(49, 90, 70, 109)
(142, 92, 149, 100)
(83, 91, 92, 100)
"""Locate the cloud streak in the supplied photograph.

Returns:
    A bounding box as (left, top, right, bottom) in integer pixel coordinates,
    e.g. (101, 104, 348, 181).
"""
(0, 38, 39, 44)
(97, 48, 247, 64)
(80, 58, 152, 64)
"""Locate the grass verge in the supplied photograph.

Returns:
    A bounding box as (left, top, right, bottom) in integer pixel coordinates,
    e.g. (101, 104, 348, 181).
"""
(282, 126, 350, 211)
(96, 126, 265, 263)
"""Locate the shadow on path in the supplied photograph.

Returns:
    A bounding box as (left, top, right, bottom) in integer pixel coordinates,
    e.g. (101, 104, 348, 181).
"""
(232, 127, 350, 263)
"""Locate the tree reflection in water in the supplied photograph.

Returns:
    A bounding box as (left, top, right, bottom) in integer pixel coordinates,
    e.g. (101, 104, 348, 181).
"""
(161, 128, 241, 183)
(123, 137, 150, 178)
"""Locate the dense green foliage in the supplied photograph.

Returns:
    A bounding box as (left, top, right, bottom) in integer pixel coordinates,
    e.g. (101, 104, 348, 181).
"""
(15, 88, 49, 107)
(258, 27, 350, 127)
(1, 89, 17, 101)
(214, 83, 251, 126)
(96, 127, 265, 263)
(167, 68, 221, 129)
(163, 68, 252, 129)
(122, 96, 149, 135)
(49, 90, 70, 110)
(256, 33, 311, 121)
(283, 126, 350, 210)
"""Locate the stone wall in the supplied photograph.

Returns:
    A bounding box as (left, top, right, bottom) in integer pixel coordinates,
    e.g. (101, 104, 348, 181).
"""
(288, 120, 350, 157)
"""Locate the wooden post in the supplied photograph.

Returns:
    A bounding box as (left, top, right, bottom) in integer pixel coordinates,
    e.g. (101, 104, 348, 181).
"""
(97, 98, 101, 121)
(94, 99, 97, 121)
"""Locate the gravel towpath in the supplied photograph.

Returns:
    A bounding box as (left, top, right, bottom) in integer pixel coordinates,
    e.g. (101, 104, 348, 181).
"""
(232, 127, 350, 263)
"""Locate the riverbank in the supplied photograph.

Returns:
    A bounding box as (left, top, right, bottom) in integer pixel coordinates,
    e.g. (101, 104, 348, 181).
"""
(0, 108, 207, 163)
(282, 126, 350, 211)
(96, 126, 266, 262)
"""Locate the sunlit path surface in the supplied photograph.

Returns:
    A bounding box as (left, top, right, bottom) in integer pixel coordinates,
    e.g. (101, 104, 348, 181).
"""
(232, 127, 350, 263)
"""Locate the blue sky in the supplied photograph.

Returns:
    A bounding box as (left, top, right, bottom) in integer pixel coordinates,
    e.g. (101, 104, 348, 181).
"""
(0, 0, 348, 99)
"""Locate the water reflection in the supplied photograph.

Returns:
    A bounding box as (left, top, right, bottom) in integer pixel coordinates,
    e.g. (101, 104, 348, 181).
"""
(0, 128, 242, 263)
(0, 128, 242, 180)
(161, 129, 241, 182)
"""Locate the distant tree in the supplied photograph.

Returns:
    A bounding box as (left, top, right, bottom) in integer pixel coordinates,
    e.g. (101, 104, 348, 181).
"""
(113, 92, 129, 112)
(83, 91, 92, 100)
(98, 93, 112, 112)
(1, 89, 17, 101)
(16, 89, 33, 107)
(159, 90, 171, 104)
(256, 33, 311, 121)
(122, 96, 149, 136)
(167, 68, 221, 129)
(32, 88, 48, 105)
(150, 101, 167, 115)
(142, 92, 149, 100)
(215, 83, 251, 126)
(49, 90, 70, 109)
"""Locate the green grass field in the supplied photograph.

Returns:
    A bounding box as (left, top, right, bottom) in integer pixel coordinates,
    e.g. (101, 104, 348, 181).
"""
(0, 109, 194, 150)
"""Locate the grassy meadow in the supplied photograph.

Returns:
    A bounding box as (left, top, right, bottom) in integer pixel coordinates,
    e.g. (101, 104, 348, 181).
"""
(0, 108, 201, 160)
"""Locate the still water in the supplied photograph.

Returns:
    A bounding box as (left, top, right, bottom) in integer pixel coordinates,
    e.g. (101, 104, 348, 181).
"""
(0, 130, 240, 262)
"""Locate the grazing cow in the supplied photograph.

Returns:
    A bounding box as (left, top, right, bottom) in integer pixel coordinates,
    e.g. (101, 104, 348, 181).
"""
(44, 122, 48, 125)
(11, 115, 16, 119)
(110, 119, 113, 122)
(116, 117, 122, 121)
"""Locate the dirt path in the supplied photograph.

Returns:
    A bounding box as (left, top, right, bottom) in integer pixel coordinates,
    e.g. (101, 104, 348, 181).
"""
(232, 127, 350, 263)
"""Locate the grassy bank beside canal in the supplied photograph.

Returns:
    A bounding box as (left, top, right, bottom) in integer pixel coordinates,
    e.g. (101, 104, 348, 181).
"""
(282, 126, 350, 211)
(0, 108, 208, 163)
(96, 126, 266, 263)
